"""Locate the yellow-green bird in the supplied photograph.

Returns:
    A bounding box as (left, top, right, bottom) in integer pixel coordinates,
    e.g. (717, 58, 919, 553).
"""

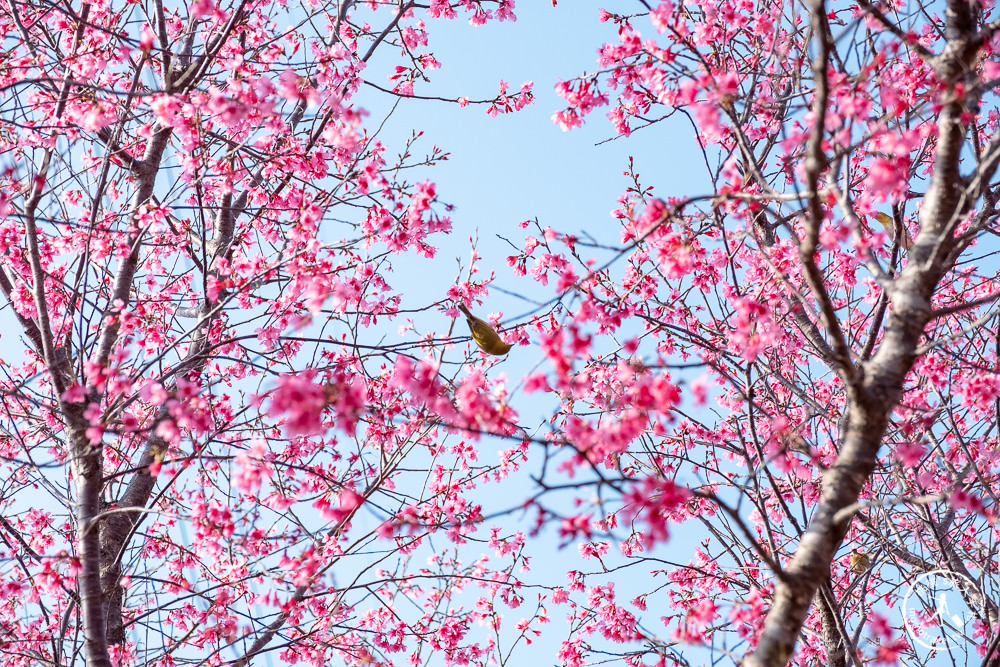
(457, 303, 511, 356)
(873, 212, 912, 250)
(850, 551, 871, 574)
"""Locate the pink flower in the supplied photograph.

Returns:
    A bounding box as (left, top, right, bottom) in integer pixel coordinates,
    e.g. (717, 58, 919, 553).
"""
(277, 70, 320, 106)
(869, 613, 909, 663)
(427, 0, 457, 18)
(948, 488, 986, 515)
(690, 375, 709, 406)
(523, 372, 551, 393)
(558, 513, 593, 546)
(318, 489, 363, 524)
(190, 0, 215, 17)
(867, 156, 910, 202)
(869, 613, 892, 638)
(495, 0, 516, 21)
(690, 599, 718, 625)
(139, 24, 155, 51)
(233, 440, 273, 494)
(150, 95, 183, 127)
(267, 371, 327, 437)
(61, 384, 86, 404)
(208, 88, 248, 126)
(873, 637, 908, 664)
(893, 441, 926, 466)
(78, 100, 116, 131)
(621, 478, 690, 545)
(140, 381, 169, 406)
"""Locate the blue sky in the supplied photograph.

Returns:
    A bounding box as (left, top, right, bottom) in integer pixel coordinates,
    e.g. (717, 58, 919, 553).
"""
(358, 2, 710, 332)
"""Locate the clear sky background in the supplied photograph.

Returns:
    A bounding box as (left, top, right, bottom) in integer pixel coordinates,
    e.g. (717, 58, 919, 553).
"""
(358, 1, 710, 332)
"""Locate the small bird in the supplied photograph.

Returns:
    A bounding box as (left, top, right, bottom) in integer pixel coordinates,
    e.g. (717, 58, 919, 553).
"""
(456, 303, 511, 356)
(873, 212, 912, 250)
(850, 551, 871, 574)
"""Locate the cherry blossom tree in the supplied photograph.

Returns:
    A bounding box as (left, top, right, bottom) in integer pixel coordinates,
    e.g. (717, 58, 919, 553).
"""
(513, 0, 1000, 665)
(8, 0, 1000, 665)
